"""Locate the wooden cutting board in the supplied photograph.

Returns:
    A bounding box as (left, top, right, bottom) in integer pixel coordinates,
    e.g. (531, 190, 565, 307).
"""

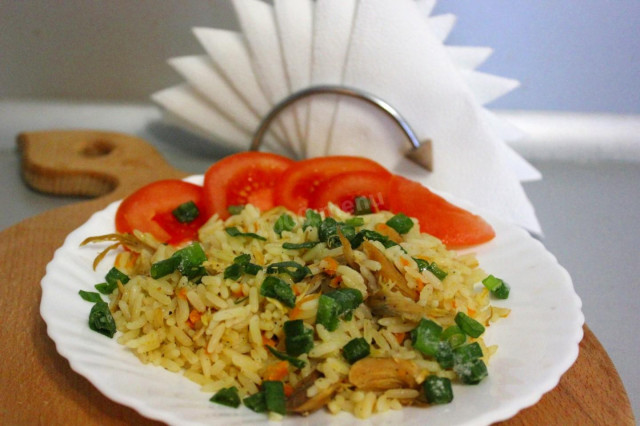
(0, 130, 634, 425)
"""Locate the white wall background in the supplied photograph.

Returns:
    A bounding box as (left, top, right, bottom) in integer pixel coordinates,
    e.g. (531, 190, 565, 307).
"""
(1, 0, 638, 113)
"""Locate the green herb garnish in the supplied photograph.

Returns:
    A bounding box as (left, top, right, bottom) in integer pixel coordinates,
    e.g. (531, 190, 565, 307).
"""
(88, 301, 116, 338)
(385, 213, 414, 234)
(260, 276, 296, 308)
(172, 200, 200, 223)
(225, 226, 267, 241)
(274, 213, 296, 236)
(210, 386, 241, 408)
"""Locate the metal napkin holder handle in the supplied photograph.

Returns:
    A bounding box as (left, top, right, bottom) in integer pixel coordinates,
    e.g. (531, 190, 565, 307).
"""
(250, 85, 433, 171)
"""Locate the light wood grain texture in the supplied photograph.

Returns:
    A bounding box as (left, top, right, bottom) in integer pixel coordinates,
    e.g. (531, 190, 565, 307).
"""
(0, 130, 634, 425)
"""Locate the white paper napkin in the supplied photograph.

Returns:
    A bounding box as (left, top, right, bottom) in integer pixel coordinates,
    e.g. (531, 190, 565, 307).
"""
(151, 0, 542, 234)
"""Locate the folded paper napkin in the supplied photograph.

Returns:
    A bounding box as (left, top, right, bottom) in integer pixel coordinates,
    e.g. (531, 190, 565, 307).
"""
(152, 0, 542, 234)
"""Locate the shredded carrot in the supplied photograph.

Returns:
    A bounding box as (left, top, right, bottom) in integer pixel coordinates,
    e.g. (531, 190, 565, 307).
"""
(262, 334, 277, 348)
(415, 280, 425, 292)
(329, 275, 342, 288)
(292, 284, 303, 296)
(289, 306, 302, 320)
(399, 257, 411, 267)
(264, 361, 289, 381)
(452, 299, 457, 309)
(177, 287, 188, 300)
(283, 383, 294, 398)
(189, 309, 201, 324)
(322, 256, 339, 276)
(231, 287, 245, 298)
(394, 332, 406, 345)
(289, 294, 319, 320)
(467, 307, 476, 317)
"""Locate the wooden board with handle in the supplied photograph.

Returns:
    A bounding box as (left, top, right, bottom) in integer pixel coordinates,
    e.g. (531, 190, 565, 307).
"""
(0, 130, 634, 425)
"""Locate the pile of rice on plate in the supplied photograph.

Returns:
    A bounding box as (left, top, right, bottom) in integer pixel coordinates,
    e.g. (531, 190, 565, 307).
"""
(90, 203, 510, 420)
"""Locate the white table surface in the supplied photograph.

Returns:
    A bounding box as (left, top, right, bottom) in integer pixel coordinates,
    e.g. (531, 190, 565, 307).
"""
(1, 99, 638, 419)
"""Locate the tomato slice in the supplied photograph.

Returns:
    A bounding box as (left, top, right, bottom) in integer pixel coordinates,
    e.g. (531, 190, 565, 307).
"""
(387, 175, 495, 247)
(310, 171, 391, 214)
(274, 156, 391, 215)
(115, 179, 207, 245)
(203, 152, 294, 219)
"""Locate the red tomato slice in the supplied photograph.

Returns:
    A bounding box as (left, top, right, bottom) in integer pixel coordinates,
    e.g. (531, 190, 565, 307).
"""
(274, 156, 391, 215)
(310, 171, 391, 214)
(115, 179, 207, 245)
(203, 152, 294, 219)
(387, 175, 495, 247)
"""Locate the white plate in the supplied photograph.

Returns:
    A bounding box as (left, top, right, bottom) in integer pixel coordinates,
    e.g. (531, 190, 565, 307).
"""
(40, 176, 584, 426)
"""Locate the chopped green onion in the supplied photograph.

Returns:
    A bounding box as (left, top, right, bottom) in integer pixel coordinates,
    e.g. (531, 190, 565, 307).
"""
(283, 320, 314, 357)
(210, 386, 241, 408)
(422, 375, 453, 404)
(318, 218, 357, 249)
(410, 318, 443, 357)
(243, 391, 267, 413)
(227, 204, 244, 215)
(225, 226, 267, 241)
(150, 256, 181, 279)
(435, 341, 454, 369)
(323, 288, 363, 313)
(302, 209, 322, 230)
(345, 217, 365, 227)
(482, 274, 510, 299)
(243, 262, 262, 275)
(349, 229, 398, 250)
(233, 253, 251, 264)
(263, 381, 286, 415)
(441, 325, 466, 348)
(173, 242, 207, 280)
(316, 294, 340, 331)
(94, 282, 112, 295)
(353, 196, 373, 215)
(454, 312, 485, 338)
(224, 263, 243, 280)
(282, 241, 320, 250)
(96, 267, 130, 294)
(452, 342, 484, 364)
(385, 213, 414, 234)
(88, 301, 116, 338)
(454, 358, 488, 384)
(78, 290, 103, 303)
(260, 276, 296, 308)
(266, 261, 311, 282)
(274, 213, 296, 236)
(343, 337, 370, 364)
(266, 344, 306, 369)
(413, 258, 448, 280)
(172, 200, 200, 223)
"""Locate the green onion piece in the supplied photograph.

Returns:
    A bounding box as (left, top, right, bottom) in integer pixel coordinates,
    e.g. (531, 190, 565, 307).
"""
(353, 196, 373, 215)
(172, 200, 200, 223)
(454, 312, 485, 338)
(233, 253, 251, 264)
(150, 256, 181, 279)
(324, 288, 364, 313)
(302, 209, 322, 230)
(88, 301, 116, 338)
(452, 342, 484, 364)
(243, 262, 262, 276)
(210, 386, 241, 408)
(413, 258, 448, 280)
(345, 217, 365, 227)
(283, 320, 314, 357)
(318, 217, 338, 244)
(318, 218, 357, 249)
(482, 275, 510, 299)
(106, 267, 129, 286)
(441, 325, 466, 348)
(224, 263, 243, 280)
(316, 294, 340, 332)
(410, 318, 443, 357)
(435, 341, 454, 369)
(422, 375, 454, 404)
(343, 337, 370, 364)
(454, 358, 488, 384)
(173, 242, 207, 280)
(243, 391, 267, 413)
(78, 290, 103, 303)
(260, 276, 296, 308)
(225, 226, 267, 241)
(283, 320, 313, 356)
(266, 261, 311, 282)
(386, 213, 414, 234)
(263, 381, 286, 415)
(227, 204, 244, 215)
(349, 229, 398, 250)
(274, 213, 296, 236)
(94, 282, 113, 295)
(266, 344, 306, 369)
(282, 241, 320, 250)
